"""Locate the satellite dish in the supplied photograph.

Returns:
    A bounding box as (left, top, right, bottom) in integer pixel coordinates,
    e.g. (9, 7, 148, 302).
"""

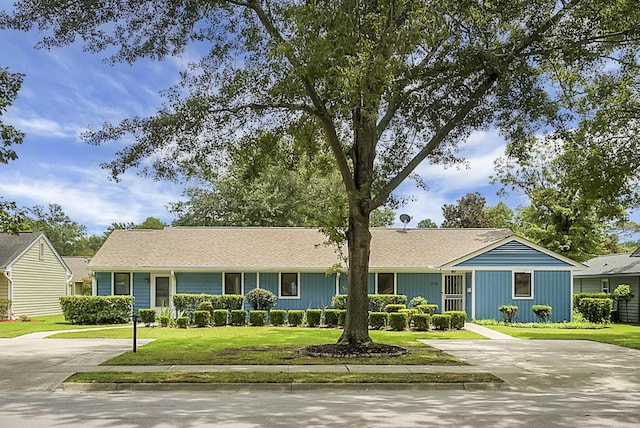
(399, 214, 411, 230)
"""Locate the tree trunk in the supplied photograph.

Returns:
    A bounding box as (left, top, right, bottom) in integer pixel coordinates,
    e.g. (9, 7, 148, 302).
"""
(337, 202, 373, 345)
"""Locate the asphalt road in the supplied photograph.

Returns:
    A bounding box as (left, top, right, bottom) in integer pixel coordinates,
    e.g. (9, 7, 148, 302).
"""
(1, 390, 639, 427)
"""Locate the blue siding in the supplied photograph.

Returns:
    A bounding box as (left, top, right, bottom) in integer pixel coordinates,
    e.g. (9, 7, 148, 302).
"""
(456, 241, 572, 267)
(474, 270, 571, 322)
(368, 273, 375, 294)
(133, 273, 150, 311)
(96, 272, 111, 296)
(338, 273, 349, 294)
(244, 273, 258, 310)
(465, 272, 472, 314)
(259, 273, 278, 296)
(275, 273, 336, 310)
(397, 273, 441, 307)
(175, 272, 222, 294)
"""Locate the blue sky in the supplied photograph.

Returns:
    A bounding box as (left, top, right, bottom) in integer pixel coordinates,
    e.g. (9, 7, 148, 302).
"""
(2, 25, 529, 236)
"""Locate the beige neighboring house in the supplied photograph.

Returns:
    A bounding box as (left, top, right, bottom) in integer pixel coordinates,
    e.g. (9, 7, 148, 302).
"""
(63, 256, 92, 295)
(0, 232, 71, 319)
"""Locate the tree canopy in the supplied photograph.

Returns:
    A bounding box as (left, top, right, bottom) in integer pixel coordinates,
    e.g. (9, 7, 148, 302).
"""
(441, 192, 494, 228)
(5, 0, 640, 345)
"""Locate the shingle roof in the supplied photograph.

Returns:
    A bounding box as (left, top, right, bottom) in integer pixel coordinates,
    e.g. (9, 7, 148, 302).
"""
(63, 256, 92, 281)
(88, 227, 514, 271)
(574, 252, 640, 277)
(0, 232, 43, 269)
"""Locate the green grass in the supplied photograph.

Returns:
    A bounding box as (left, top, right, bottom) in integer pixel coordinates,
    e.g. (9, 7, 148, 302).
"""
(52, 326, 482, 365)
(0, 314, 128, 338)
(484, 323, 640, 349)
(67, 371, 500, 384)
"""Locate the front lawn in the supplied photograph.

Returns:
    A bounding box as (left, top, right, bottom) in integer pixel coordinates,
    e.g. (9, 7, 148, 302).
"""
(0, 314, 128, 338)
(53, 326, 482, 365)
(483, 323, 640, 349)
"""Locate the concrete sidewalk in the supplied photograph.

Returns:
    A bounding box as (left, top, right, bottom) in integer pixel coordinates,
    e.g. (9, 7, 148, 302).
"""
(463, 322, 519, 339)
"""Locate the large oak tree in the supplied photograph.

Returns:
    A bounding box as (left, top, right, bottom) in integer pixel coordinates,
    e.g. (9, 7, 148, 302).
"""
(4, 1, 640, 345)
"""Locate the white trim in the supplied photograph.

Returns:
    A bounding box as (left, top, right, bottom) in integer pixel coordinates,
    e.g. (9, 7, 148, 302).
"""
(375, 272, 396, 295)
(3, 269, 13, 320)
(335, 272, 340, 296)
(471, 270, 476, 320)
(223, 272, 244, 295)
(442, 273, 465, 312)
(512, 271, 534, 300)
(112, 271, 133, 296)
(279, 272, 300, 299)
(151, 274, 171, 308)
(601, 278, 610, 293)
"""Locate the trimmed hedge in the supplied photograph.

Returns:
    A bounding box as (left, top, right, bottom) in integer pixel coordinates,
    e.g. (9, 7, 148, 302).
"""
(413, 313, 431, 331)
(331, 294, 407, 311)
(573, 292, 610, 310)
(159, 315, 170, 327)
(444, 311, 466, 329)
(409, 296, 428, 308)
(306, 309, 322, 327)
(249, 310, 268, 326)
(139, 309, 156, 326)
(173, 294, 245, 319)
(368, 312, 388, 329)
(384, 304, 406, 313)
(246, 288, 277, 310)
(432, 314, 452, 330)
(176, 316, 189, 328)
(399, 308, 418, 326)
(532, 305, 552, 322)
(417, 304, 438, 315)
(270, 309, 286, 326)
(59, 296, 134, 324)
(230, 310, 247, 326)
(324, 309, 341, 327)
(388, 312, 408, 331)
(288, 310, 305, 326)
(212, 309, 228, 326)
(331, 294, 348, 310)
(198, 301, 214, 316)
(498, 305, 518, 323)
(194, 310, 210, 327)
(580, 298, 612, 323)
(338, 310, 347, 327)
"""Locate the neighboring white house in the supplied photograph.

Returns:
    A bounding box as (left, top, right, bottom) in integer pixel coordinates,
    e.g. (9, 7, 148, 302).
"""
(63, 256, 92, 295)
(0, 232, 71, 319)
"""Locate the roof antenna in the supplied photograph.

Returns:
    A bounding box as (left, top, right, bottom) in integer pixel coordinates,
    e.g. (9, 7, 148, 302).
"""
(399, 214, 411, 231)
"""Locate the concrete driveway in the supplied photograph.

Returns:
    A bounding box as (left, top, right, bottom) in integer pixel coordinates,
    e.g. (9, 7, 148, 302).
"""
(421, 339, 640, 392)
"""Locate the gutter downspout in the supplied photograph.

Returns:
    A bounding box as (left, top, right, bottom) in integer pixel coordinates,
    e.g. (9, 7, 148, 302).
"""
(3, 269, 13, 320)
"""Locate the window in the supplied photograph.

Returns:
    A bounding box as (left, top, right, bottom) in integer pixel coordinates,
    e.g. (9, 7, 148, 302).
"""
(280, 273, 299, 298)
(513, 272, 532, 298)
(155, 277, 170, 307)
(377, 273, 395, 295)
(114, 273, 131, 295)
(601, 279, 610, 294)
(224, 273, 242, 295)
(39, 242, 45, 261)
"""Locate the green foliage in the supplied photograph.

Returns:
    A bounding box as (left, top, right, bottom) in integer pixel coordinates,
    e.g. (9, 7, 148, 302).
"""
(368, 312, 388, 330)
(287, 310, 305, 327)
(0, 67, 24, 163)
(432, 314, 452, 331)
(409, 296, 428, 308)
(245, 288, 277, 311)
(176, 316, 189, 329)
(331, 294, 347, 310)
(230, 310, 247, 326)
(222, 295, 245, 310)
(173, 294, 244, 320)
(324, 309, 341, 327)
(269, 309, 286, 326)
(613, 284, 634, 303)
(249, 310, 268, 326)
(388, 313, 408, 331)
(59, 296, 133, 325)
(498, 305, 519, 323)
(198, 301, 214, 316)
(306, 309, 322, 327)
(331, 294, 407, 312)
(399, 308, 418, 327)
(136, 217, 166, 229)
(532, 305, 552, 323)
(139, 309, 156, 326)
(26, 204, 88, 256)
(212, 309, 228, 326)
(417, 219, 437, 228)
(194, 310, 210, 327)
(337, 310, 347, 327)
(417, 304, 438, 315)
(574, 292, 611, 310)
(158, 316, 170, 328)
(444, 311, 466, 329)
(579, 298, 613, 324)
(413, 313, 431, 331)
(0, 299, 10, 319)
(442, 193, 494, 228)
(384, 304, 406, 313)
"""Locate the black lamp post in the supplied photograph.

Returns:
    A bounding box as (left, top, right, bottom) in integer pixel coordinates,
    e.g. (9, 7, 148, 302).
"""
(131, 311, 139, 353)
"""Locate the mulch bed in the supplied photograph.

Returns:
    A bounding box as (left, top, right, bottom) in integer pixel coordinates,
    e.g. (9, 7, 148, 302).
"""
(299, 343, 409, 358)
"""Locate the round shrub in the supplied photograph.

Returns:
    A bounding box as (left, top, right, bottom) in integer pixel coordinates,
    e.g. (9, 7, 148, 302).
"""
(532, 305, 552, 323)
(444, 311, 466, 329)
(158, 315, 170, 327)
(230, 309, 247, 326)
(417, 304, 438, 315)
(246, 288, 277, 310)
(139, 309, 156, 326)
(413, 313, 431, 331)
(331, 294, 347, 309)
(306, 309, 322, 327)
(194, 310, 210, 327)
(287, 310, 305, 326)
(176, 316, 190, 329)
(212, 309, 228, 326)
(432, 314, 452, 330)
(222, 294, 245, 310)
(269, 309, 286, 326)
(410, 296, 428, 308)
(384, 304, 406, 313)
(324, 309, 341, 327)
(388, 312, 408, 331)
(249, 310, 268, 326)
(498, 305, 518, 323)
(198, 301, 214, 316)
(368, 312, 388, 329)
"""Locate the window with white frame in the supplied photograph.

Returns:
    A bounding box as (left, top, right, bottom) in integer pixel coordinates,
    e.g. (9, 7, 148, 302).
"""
(601, 279, 610, 294)
(377, 273, 395, 295)
(114, 272, 131, 295)
(224, 272, 242, 295)
(280, 273, 299, 298)
(513, 272, 532, 298)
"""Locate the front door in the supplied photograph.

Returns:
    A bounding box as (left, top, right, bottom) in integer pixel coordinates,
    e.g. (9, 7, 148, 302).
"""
(154, 276, 170, 308)
(443, 274, 465, 312)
